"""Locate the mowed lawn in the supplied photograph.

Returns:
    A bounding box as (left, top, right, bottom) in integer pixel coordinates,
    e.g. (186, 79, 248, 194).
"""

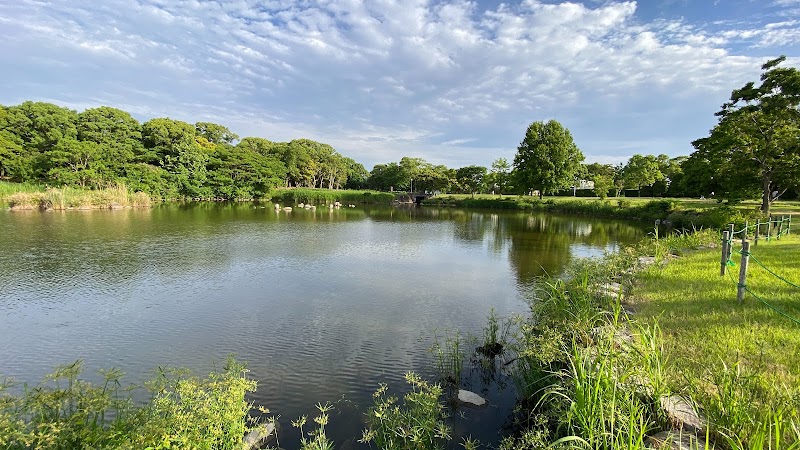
(633, 234, 800, 393)
(431, 193, 800, 216)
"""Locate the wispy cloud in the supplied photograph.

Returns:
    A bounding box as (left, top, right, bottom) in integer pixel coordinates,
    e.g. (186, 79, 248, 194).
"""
(0, 0, 797, 168)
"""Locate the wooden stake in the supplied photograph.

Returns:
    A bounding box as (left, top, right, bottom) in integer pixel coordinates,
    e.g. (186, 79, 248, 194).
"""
(737, 241, 751, 304)
(721, 231, 730, 276)
(754, 219, 760, 246)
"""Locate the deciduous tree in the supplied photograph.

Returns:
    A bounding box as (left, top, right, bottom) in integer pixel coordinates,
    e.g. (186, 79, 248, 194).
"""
(513, 120, 584, 197)
(691, 56, 800, 213)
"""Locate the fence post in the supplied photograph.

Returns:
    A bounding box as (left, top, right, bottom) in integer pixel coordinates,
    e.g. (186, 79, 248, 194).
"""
(721, 231, 730, 276)
(768, 214, 773, 241)
(737, 241, 751, 304)
(754, 219, 760, 246)
(727, 223, 734, 261)
(788, 215, 792, 236)
(778, 216, 785, 240)
(742, 220, 748, 246)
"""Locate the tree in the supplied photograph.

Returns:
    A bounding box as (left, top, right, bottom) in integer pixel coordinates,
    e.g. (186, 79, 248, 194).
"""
(691, 56, 800, 213)
(45, 139, 105, 187)
(342, 157, 369, 190)
(455, 165, 487, 198)
(513, 120, 584, 197)
(77, 106, 142, 177)
(489, 158, 511, 195)
(195, 122, 238, 145)
(621, 154, 664, 196)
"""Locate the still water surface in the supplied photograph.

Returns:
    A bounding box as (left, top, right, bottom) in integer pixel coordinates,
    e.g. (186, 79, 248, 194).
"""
(0, 204, 643, 447)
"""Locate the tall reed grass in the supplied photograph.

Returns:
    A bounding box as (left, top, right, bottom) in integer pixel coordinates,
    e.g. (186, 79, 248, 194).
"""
(5, 183, 150, 209)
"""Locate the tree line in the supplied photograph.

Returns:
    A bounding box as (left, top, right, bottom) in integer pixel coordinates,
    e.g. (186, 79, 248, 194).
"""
(1, 58, 797, 212)
(0, 103, 369, 199)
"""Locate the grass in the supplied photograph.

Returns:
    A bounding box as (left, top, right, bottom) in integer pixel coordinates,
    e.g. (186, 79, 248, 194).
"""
(360, 372, 451, 450)
(0, 357, 263, 450)
(2, 182, 150, 209)
(429, 193, 800, 216)
(268, 188, 395, 205)
(498, 228, 799, 448)
(633, 234, 800, 446)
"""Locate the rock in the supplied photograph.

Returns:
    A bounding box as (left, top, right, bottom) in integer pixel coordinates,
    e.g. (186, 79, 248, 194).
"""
(660, 395, 706, 434)
(304, 204, 312, 209)
(638, 256, 657, 266)
(456, 389, 487, 407)
(109, 202, 123, 210)
(243, 422, 277, 450)
(298, 203, 304, 208)
(646, 430, 713, 450)
(283, 207, 292, 211)
(274, 203, 281, 210)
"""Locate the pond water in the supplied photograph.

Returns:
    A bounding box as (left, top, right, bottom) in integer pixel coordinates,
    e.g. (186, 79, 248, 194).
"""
(0, 203, 644, 448)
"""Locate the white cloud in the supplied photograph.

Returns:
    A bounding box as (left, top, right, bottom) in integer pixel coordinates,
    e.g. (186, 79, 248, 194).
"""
(1, 0, 798, 168)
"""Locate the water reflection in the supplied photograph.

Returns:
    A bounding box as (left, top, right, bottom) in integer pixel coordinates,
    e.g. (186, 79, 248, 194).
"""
(0, 203, 643, 449)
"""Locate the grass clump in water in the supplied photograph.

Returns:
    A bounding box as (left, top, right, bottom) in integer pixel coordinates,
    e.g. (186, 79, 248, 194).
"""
(429, 330, 465, 386)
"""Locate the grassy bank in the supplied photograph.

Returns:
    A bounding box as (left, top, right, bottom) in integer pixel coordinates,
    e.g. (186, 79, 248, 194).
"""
(494, 230, 799, 449)
(633, 234, 800, 447)
(2, 181, 150, 210)
(268, 188, 395, 205)
(423, 194, 797, 230)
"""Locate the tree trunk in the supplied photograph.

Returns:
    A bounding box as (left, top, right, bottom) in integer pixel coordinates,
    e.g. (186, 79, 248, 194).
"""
(761, 176, 772, 214)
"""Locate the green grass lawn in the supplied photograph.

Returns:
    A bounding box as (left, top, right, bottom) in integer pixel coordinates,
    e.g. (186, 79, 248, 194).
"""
(432, 193, 800, 216)
(633, 234, 800, 437)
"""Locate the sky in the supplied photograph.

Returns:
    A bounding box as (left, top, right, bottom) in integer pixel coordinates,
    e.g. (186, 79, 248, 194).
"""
(1, 0, 799, 169)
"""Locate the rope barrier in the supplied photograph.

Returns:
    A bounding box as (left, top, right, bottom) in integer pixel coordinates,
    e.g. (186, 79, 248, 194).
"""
(722, 235, 800, 325)
(748, 254, 800, 290)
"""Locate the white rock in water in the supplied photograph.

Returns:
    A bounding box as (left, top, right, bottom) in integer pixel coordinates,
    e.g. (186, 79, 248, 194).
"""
(243, 422, 277, 450)
(298, 203, 304, 208)
(283, 207, 292, 211)
(457, 389, 486, 407)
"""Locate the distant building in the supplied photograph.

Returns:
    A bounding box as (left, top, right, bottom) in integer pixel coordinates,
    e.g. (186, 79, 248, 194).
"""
(576, 180, 595, 190)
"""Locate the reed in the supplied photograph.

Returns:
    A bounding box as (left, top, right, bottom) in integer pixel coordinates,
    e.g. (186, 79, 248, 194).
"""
(4, 182, 151, 210)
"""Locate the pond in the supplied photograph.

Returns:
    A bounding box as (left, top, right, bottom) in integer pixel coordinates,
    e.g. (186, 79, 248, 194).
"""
(0, 203, 644, 448)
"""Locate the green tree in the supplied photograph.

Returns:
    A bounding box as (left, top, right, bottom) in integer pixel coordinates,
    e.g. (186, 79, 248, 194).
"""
(195, 122, 239, 145)
(513, 120, 584, 197)
(45, 139, 105, 187)
(622, 154, 665, 196)
(77, 106, 141, 178)
(342, 157, 369, 190)
(455, 165, 487, 198)
(692, 56, 800, 213)
(489, 158, 511, 195)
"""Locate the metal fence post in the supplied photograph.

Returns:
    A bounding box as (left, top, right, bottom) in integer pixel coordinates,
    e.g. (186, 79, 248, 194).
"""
(737, 241, 751, 304)
(721, 231, 730, 276)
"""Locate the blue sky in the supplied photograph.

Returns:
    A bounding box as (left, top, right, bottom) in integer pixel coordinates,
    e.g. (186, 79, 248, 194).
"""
(1, 0, 798, 169)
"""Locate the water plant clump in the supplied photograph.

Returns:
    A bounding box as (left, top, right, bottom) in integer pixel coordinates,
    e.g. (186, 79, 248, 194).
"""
(360, 372, 451, 450)
(476, 308, 511, 358)
(429, 330, 465, 386)
(293, 402, 335, 450)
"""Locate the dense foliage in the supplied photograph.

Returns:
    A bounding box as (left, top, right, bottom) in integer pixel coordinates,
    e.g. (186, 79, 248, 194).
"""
(0, 358, 261, 450)
(691, 56, 800, 214)
(0, 102, 367, 200)
(513, 120, 585, 196)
